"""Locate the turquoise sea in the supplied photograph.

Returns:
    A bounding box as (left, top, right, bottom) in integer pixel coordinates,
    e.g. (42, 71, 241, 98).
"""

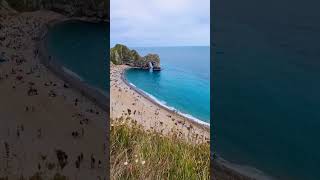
(46, 20, 109, 91)
(125, 46, 210, 124)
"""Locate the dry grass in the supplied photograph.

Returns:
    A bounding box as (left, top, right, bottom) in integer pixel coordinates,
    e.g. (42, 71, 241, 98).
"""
(110, 117, 210, 180)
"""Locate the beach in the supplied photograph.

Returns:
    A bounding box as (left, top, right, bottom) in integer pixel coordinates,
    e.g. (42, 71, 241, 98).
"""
(110, 60, 259, 180)
(110, 64, 210, 144)
(38, 20, 108, 111)
(0, 9, 107, 179)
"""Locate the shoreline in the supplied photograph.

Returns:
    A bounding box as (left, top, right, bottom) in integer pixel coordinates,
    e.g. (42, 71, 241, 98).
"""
(111, 64, 210, 144)
(37, 16, 108, 111)
(0, 10, 108, 179)
(116, 66, 272, 179)
(121, 66, 210, 129)
(214, 156, 275, 180)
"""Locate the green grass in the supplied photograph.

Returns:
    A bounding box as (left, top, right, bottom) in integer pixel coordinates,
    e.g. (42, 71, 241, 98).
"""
(110, 118, 210, 180)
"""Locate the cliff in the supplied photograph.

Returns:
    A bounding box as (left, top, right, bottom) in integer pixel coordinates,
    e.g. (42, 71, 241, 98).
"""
(2, 0, 108, 21)
(110, 44, 161, 70)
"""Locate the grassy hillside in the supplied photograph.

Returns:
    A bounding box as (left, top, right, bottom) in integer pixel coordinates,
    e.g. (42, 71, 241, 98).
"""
(4, 0, 108, 19)
(110, 117, 210, 179)
(5, 0, 50, 11)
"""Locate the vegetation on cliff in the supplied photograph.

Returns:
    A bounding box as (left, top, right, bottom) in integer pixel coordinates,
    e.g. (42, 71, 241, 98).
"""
(4, 0, 108, 20)
(110, 117, 210, 179)
(110, 44, 160, 69)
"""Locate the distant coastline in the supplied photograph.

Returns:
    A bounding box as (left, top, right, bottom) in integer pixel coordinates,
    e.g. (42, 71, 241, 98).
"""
(37, 17, 109, 111)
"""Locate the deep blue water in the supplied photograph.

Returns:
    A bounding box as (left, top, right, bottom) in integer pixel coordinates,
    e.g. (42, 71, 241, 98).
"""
(46, 20, 109, 91)
(213, 14, 320, 180)
(125, 46, 210, 123)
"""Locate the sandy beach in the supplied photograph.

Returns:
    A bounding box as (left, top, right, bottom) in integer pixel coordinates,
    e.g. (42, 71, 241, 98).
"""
(110, 64, 210, 144)
(0, 10, 107, 179)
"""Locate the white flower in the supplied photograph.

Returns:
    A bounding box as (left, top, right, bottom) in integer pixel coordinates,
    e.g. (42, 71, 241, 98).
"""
(124, 162, 128, 165)
(141, 161, 145, 165)
(134, 155, 138, 158)
(135, 159, 138, 163)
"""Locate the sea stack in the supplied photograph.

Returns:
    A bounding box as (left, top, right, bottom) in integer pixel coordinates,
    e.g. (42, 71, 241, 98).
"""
(110, 44, 161, 71)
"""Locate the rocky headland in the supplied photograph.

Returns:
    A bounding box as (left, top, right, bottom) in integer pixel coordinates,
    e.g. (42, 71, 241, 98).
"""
(110, 44, 161, 71)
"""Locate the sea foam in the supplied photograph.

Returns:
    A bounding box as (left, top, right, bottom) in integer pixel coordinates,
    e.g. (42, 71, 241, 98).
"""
(62, 67, 83, 81)
(141, 89, 210, 127)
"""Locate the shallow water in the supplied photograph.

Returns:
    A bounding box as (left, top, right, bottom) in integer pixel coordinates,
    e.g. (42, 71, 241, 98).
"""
(46, 20, 109, 91)
(125, 46, 210, 123)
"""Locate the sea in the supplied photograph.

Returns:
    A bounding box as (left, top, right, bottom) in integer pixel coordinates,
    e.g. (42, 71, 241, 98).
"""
(125, 46, 210, 124)
(213, 0, 320, 179)
(46, 20, 109, 91)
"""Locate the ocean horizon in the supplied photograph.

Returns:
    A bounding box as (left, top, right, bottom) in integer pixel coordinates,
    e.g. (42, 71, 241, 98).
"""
(124, 46, 210, 124)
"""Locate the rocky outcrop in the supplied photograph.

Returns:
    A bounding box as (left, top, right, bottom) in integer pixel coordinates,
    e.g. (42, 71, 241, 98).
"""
(4, 0, 108, 21)
(110, 44, 161, 70)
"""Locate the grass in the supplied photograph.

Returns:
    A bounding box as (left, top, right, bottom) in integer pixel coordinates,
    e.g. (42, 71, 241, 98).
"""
(110, 117, 210, 180)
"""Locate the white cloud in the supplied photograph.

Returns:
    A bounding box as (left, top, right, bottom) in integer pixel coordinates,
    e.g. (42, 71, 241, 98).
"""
(111, 0, 210, 47)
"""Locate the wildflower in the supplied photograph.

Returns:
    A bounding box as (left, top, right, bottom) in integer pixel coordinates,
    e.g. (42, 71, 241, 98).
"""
(124, 162, 128, 165)
(141, 160, 145, 165)
(135, 159, 138, 163)
(134, 154, 138, 158)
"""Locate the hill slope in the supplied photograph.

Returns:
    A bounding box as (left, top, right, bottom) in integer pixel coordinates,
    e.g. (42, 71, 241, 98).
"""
(3, 0, 108, 20)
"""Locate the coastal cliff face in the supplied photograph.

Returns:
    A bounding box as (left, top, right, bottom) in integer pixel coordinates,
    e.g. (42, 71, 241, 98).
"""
(2, 0, 108, 21)
(110, 44, 161, 70)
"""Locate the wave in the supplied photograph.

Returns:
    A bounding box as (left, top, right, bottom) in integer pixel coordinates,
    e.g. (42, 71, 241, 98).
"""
(216, 157, 275, 180)
(129, 83, 136, 87)
(93, 86, 109, 97)
(62, 67, 108, 96)
(137, 87, 210, 127)
(62, 67, 83, 81)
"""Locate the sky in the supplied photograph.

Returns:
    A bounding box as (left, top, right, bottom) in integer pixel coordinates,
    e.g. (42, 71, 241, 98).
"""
(110, 0, 210, 47)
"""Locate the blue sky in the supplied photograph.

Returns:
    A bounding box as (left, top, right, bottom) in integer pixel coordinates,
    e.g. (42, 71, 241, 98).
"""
(110, 0, 210, 47)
